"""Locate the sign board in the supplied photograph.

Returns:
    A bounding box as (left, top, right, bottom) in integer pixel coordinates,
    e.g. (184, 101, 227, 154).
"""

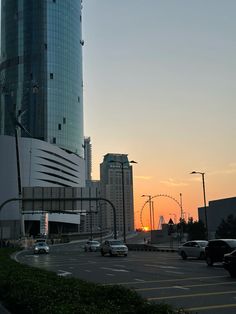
(22, 186, 100, 214)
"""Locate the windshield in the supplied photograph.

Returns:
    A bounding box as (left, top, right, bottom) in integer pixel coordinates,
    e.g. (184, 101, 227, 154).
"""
(109, 241, 123, 245)
(36, 242, 47, 246)
(226, 240, 236, 248)
(198, 241, 208, 247)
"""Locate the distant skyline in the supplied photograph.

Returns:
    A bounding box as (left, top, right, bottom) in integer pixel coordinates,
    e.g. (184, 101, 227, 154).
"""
(82, 1, 236, 227)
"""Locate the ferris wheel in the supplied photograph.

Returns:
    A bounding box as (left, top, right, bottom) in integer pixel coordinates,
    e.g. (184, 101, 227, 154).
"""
(140, 194, 183, 229)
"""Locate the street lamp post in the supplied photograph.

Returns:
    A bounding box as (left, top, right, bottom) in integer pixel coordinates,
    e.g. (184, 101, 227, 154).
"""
(142, 195, 152, 230)
(190, 171, 208, 239)
(109, 159, 137, 243)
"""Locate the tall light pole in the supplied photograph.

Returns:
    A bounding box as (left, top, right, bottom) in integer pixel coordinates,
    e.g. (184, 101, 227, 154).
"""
(190, 171, 208, 239)
(109, 159, 137, 243)
(142, 195, 152, 230)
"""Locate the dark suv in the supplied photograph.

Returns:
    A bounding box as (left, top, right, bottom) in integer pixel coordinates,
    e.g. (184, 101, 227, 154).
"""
(205, 239, 236, 266)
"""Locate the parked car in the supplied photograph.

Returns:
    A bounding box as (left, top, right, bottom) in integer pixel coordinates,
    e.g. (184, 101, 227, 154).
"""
(100, 239, 128, 257)
(223, 249, 236, 277)
(178, 240, 208, 260)
(84, 240, 100, 252)
(205, 239, 236, 266)
(34, 242, 49, 254)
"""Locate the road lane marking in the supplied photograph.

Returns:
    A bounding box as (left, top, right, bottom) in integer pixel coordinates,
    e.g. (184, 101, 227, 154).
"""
(106, 274, 115, 276)
(148, 290, 236, 301)
(57, 270, 72, 277)
(134, 279, 146, 282)
(101, 267, 129, 272)
(172, 286, 190, 290)
(136, 280, 236, 291)
(186, 303, 236, 312)
(165, 271, 184, 275)
(103, 275, 226, 286)
(114, 264, 126, 267)
(85, 270, 91, 272)
(144, 264, 178, 269)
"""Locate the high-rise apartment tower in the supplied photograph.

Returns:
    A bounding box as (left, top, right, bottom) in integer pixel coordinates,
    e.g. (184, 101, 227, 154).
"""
(100, 154, 135, 235)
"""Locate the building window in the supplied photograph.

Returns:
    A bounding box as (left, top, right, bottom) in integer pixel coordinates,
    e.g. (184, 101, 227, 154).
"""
(44, 43, 47, 50)
(53, 137, 56, 144)
(78, 96, 80, 103)
(63, 117, 66, 124)
(50, 73, 53, 79)
(58, 124, 61, 130)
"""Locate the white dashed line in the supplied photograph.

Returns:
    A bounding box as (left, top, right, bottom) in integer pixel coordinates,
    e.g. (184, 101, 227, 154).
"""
(101, 267, 129, 272)
(165, 271, 184, 275)
(57, 270, 72, 277)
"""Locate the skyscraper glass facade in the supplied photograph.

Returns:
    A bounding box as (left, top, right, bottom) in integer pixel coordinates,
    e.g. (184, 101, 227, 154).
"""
(0, 0, 84, 156)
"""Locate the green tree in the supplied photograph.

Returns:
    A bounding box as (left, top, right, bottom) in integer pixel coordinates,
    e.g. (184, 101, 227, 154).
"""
(177, 218, 188, 233)
(187, 218, 206, 240)
(215, 214, 236, 239)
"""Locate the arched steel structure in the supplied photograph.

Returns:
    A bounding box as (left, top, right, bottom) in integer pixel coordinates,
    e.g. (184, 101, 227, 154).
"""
(140, 194, 182, 228)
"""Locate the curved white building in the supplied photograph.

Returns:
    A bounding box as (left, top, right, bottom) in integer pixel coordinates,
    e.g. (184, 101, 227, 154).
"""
(0, 136, 85, 238)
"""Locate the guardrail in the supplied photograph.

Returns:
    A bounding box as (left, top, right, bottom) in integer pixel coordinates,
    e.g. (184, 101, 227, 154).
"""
(127, 243, 178, 253)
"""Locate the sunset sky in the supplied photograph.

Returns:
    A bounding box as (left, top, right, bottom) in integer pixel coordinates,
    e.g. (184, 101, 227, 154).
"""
(82, 1, 236, 228)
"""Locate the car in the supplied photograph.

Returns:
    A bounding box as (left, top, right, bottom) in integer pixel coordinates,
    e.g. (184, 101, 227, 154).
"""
(34, 242, 49, 254)
(100, 239, 128, 257)
(205, 239, 236, 266)
(84, 240, 100, 252)
(223, 249, 236, 277)
(178, 240, 208, 260)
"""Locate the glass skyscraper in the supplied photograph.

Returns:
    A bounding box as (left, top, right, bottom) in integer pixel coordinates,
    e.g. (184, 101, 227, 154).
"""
(0, 0, 84, 156)
(0, 0, 85, 238)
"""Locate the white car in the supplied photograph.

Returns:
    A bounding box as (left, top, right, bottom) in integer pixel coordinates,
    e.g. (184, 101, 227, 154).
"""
(34, 242, 50, 254)
(178, 240, 208, 260)
(100, 239, 128, 257)
(84, 240, 100, 252)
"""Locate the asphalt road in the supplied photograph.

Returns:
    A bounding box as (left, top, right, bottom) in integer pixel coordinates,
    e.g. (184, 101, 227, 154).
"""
(16, 242, 236, 314)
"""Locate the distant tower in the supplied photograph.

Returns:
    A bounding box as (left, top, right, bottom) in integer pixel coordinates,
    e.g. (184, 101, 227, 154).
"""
(84, 137, 92, 181)
(100, 153, 135, 234)
(158, 216, 165, 230)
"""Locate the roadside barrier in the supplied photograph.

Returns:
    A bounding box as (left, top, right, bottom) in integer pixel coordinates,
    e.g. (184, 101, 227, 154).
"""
(127, 243, 177, 253)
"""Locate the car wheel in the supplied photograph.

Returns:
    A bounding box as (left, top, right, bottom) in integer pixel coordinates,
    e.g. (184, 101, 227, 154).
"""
(84, 248, 87, 252)
(199, 252, 205, 260)
(124, 254, 127, 257)
(109, 250, 113, 257)
(206, 256, 213, 266)
(101, 250, 105, 256)
(181, 251, 187, 260)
